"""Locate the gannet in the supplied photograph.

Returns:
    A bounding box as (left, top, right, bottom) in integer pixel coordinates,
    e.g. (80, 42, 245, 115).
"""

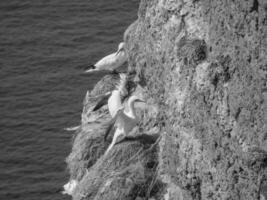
(92, 73, 128, 113)
(85, 42, 127, 73)
(62, 180, 78, 195)
(105, 95, 145, 153)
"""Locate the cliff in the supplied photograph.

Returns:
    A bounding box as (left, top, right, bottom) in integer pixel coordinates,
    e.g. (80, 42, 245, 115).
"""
(66, 0, 267, 199)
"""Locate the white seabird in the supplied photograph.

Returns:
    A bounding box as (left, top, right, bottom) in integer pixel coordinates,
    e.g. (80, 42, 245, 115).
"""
(85, 42, 127, 73)
(62, 179, 78, 196)
(107, 73, 128, 117)
(92, 73, 128, 114)
(105, 95, 145, 154)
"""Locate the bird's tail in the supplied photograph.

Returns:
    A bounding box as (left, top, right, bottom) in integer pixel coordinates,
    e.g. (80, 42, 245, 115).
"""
(116, 73, 127, 96)
(85, 65, 96, 73)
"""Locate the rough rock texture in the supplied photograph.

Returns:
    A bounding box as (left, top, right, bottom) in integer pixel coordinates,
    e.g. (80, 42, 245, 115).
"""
(125, 0, 267, 199)
(66, 0, 267, 200)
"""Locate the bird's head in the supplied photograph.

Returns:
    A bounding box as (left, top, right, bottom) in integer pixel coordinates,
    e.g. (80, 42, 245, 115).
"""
(116, 42, 125, 55)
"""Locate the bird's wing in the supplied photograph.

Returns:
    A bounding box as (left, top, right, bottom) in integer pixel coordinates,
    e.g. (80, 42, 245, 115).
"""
(84, 64, 96, 71)
(114, 109, 127, 128)
(104, 107, 124, 140)
(115, 109, 138, 135)
(95, 53, 117, 70)
(108, 90, 123, 117)
(93, 92, 112, 111)
(96, 51, 127, 71)
(115, 51, 127, 66)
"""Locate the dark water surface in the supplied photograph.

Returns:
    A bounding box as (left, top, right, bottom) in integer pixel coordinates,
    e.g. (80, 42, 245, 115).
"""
(0, 1, 139, 199)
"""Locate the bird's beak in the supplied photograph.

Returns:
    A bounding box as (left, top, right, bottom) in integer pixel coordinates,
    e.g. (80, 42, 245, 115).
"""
(115, 48, 123, 56)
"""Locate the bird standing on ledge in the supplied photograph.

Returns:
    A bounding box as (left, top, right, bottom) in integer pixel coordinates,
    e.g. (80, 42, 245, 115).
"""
(105, 95, 145, 154)
(85, 42, 127, 73)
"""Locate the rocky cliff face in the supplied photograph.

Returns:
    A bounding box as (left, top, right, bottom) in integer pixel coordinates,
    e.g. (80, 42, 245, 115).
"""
(66, 0, 267, 199)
